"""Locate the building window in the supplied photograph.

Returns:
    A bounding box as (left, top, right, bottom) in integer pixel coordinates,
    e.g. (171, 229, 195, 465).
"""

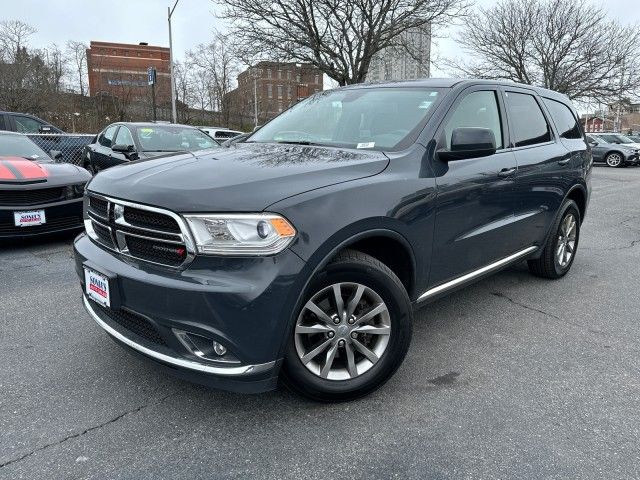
(267, 69, 272, 79)
(314, 74, 319, 84)
(287, 71, 291, 80)
(277, 85, 283, 99)
(278, 70, 283, 79)
(278, 102, 283, 112)
(287, 85, 292, 99)
(296, 73, 301, 82)
(267, 84, 273, 99)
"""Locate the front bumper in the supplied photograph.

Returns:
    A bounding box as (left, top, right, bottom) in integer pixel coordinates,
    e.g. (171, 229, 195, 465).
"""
(0, 198, 83, 238)
(74, 233, 307, 393)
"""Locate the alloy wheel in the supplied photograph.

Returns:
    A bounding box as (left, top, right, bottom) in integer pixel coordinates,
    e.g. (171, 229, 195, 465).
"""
(606, 153, 622, 167)
(294, 282, 391, 381)
(556, 213, 577, 268)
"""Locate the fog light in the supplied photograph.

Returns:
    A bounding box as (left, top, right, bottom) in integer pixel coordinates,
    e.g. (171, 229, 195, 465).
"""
(173, 329, 239, 364)
(213, 341, 227, 356)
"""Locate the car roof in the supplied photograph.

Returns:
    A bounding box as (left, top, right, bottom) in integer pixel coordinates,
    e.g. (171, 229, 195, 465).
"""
(112, 122, 198, 128)
(0, 111, 42, 117)
(341, 78, 571, 103)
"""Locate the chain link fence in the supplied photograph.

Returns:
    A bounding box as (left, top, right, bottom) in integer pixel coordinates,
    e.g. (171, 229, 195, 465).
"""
(26, 133, 95, 166)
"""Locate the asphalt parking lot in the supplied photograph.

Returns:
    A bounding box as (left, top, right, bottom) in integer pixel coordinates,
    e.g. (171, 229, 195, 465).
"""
(1, 166, 639, 480)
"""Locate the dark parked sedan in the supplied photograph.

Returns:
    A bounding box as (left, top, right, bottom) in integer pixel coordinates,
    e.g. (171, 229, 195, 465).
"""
(82, 122, 219, 173)
(586, 134, 639, 167)
(0, 132, 90, 238)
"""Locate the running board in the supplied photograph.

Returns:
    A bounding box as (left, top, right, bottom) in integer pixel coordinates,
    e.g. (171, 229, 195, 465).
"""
(417, 246, 538, 303)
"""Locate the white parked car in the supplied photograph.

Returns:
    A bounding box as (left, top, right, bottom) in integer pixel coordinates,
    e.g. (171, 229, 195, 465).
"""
(198, 127, 244, 142)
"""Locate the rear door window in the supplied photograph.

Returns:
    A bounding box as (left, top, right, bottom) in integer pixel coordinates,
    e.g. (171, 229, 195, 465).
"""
(504, 92, 552, 147)
(542, 98, 582, 139)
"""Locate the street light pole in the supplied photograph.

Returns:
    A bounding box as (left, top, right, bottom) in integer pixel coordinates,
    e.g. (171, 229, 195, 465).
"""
(168, 0, 180, 124)
(253, 72, 258, 128)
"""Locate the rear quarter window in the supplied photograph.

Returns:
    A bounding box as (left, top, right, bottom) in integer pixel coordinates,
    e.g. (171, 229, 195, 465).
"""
(542, 98, 582, 139)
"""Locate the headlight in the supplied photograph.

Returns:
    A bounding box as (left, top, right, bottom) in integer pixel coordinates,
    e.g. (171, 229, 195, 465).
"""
(183, 213, 296, 255)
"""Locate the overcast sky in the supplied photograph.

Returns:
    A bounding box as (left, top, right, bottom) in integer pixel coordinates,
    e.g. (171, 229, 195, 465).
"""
(3, 0, 639, 82)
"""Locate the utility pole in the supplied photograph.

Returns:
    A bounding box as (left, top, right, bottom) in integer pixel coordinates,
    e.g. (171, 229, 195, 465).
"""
(615, 61, 625, 133)
(253, 70, 259, 128)
(148, 67, 157, 121)
(168, 0, 180, 124)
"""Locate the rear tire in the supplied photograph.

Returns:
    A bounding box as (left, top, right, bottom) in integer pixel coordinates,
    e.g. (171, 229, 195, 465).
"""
(528, 199, 580, 279)
(282, 249, 412, 402)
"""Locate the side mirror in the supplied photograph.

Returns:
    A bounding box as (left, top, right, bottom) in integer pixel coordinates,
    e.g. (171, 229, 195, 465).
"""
(112, 144, 137, 160)
(49, 150, 63, 161)
(438, 127, 497, 161)
(112, 143, 134, 153)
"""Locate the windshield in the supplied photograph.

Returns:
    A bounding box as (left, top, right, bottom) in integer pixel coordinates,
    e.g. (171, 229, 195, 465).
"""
(0, 134, 49, 160)
(248, 87, 443, 151)
(134, 126, 219, 152)
(614, 135, 635, 144)
(598, 133, 634, 144)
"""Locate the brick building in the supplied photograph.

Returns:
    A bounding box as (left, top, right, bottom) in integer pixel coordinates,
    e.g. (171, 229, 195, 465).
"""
(86, 41, 171, 105)
(225, 61, 323, 127)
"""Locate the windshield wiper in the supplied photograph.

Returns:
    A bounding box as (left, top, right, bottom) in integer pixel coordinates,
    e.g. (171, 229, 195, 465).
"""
(142, 149, 182, 152)
(274, 140, 322, 146)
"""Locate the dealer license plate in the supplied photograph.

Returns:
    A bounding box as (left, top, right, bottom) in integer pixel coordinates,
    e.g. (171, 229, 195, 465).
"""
(84, 267, 110, 307)
(14, 210, 46, 227)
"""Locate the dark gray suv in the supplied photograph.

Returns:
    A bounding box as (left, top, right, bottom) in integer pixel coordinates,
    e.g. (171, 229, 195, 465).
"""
(74, 79, 591, 401)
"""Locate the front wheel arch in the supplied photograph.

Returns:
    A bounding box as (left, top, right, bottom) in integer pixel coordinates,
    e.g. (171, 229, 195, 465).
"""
(275, 226, 417, 362)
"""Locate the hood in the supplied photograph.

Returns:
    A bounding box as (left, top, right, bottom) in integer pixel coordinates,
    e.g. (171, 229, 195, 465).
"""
(0, 156, 90, 187)
(87, 143, 389, 212)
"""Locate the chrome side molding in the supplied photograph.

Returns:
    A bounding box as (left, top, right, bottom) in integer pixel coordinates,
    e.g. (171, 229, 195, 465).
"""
(417, 246, 538, 303)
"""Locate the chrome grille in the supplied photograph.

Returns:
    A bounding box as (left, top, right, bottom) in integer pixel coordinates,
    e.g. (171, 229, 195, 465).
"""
(86, 193, 193, 268)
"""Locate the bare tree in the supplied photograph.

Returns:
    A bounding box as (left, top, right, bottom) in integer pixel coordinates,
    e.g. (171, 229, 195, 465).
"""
(451, 0, 640, 102)
(0, 20, 36, 62)
(66, 40, 88, 95)
(216, 0, 469, 86)
(187, 33, 238, 124)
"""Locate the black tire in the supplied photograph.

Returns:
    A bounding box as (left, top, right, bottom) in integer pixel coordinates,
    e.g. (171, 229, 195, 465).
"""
(605, 152, 624, 168)
(282, 249, 412, 402)
(528, 199, 581, 279)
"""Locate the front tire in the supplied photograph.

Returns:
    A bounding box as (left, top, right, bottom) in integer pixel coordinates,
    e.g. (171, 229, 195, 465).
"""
(282, 250, 412, 402)
(528, 199, 581, 279)
(605, 152, 624, 168)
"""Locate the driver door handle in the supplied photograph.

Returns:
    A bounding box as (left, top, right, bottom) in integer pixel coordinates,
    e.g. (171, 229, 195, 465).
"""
(498, 167, 517, 177)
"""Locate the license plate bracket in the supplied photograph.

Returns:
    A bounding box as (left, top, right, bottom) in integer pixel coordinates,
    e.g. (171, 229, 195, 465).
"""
(14, 209, 46, 227)
(82, 261, 121, 310)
